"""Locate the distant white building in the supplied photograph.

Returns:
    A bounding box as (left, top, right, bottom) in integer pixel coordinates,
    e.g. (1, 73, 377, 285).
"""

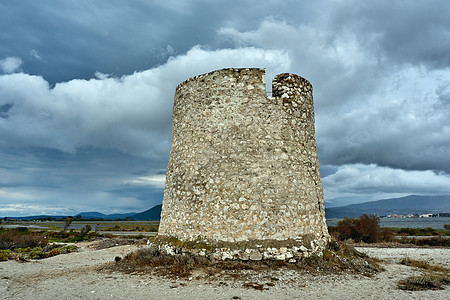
(419, 213, 433, 218)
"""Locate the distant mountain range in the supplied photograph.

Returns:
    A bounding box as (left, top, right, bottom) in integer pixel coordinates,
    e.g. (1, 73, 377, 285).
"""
(325, 195, 450, 218)
(7, 195, 450, 221)
(9, 206, 162, 221)
(76, 211, 137, 219)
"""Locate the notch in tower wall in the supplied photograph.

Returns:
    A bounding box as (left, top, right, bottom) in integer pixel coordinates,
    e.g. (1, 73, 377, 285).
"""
(156, 68, 329, 261)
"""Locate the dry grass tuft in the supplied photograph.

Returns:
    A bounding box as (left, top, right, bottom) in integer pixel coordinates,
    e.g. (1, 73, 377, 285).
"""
(397, 275, 449, 291)
(397, 258, 450, 291)
(399, 258, 448, 272)
(112, 247, 211, 277)
(87, 238, 146, 250)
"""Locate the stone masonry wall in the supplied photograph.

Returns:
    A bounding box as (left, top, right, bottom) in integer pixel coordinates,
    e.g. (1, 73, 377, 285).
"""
(158, 68, 329, 256)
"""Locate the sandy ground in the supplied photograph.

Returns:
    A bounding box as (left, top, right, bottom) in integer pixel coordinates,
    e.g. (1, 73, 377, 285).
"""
(1, 241, 449, 300)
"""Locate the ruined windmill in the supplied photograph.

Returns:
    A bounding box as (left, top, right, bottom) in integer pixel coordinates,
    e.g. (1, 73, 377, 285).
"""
(157, 68, 329, 260)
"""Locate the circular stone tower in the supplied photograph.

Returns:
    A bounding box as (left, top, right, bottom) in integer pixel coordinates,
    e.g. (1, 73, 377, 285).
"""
(158, 68, 329, 259)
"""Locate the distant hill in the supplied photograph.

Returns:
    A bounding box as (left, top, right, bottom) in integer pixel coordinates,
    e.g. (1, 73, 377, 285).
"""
(130, 204, 162, 220)
(76, 212, 136, 220)
(10, 212, 137, 221)
(11, 215, 69, 221)
(325, 195, 450, 218)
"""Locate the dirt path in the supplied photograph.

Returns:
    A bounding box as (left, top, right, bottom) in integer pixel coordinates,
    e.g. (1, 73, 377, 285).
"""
(1, 243, 449, 299)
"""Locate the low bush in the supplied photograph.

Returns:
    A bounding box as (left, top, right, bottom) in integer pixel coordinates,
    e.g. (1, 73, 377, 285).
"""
(0, 228, 80, 261)
(332, 214, 394, 243)
(0, 249, 11, 261)
(0, 243, 78, 261)
(0, 228, 48, 250)
(79, 224, 92, 237)
(47, 230, 100, 243)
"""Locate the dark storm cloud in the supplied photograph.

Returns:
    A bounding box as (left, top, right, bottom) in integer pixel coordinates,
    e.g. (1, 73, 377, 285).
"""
(317, 73, 450, 173)
(1, 0, 321, 84)
(311, 8, 450, 173)
(1, 0, 188, 83)
(328, 0, 450, 69)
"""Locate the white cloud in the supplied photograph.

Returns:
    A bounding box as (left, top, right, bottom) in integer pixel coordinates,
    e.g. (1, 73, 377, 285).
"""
(0, 204, 70, 217)
(323, 163, 450, 201)
(0, 203, 70, 215)
(94, 71, 110, 80)
(0, 46, 291, 158)
(0, 57, 22, 73)
(124, 174, 166, 189)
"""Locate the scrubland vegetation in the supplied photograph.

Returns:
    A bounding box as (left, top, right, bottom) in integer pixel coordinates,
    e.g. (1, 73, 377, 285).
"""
(327, 214, 450, 290)
(0, 220, 153, 261)
(328, 214, 450, 247)
(102, 222, 159, 232)
(0, 226, 95, 261)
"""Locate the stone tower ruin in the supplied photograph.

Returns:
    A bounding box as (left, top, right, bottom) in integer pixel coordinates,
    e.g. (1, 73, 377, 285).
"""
(158, 68, 329, 260)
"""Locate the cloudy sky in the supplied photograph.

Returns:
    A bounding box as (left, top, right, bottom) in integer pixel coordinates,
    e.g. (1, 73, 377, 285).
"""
(1, 0, 450, 217)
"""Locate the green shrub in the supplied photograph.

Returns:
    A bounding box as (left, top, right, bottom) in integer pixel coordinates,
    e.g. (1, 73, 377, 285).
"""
(0, 250, 11, 261)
